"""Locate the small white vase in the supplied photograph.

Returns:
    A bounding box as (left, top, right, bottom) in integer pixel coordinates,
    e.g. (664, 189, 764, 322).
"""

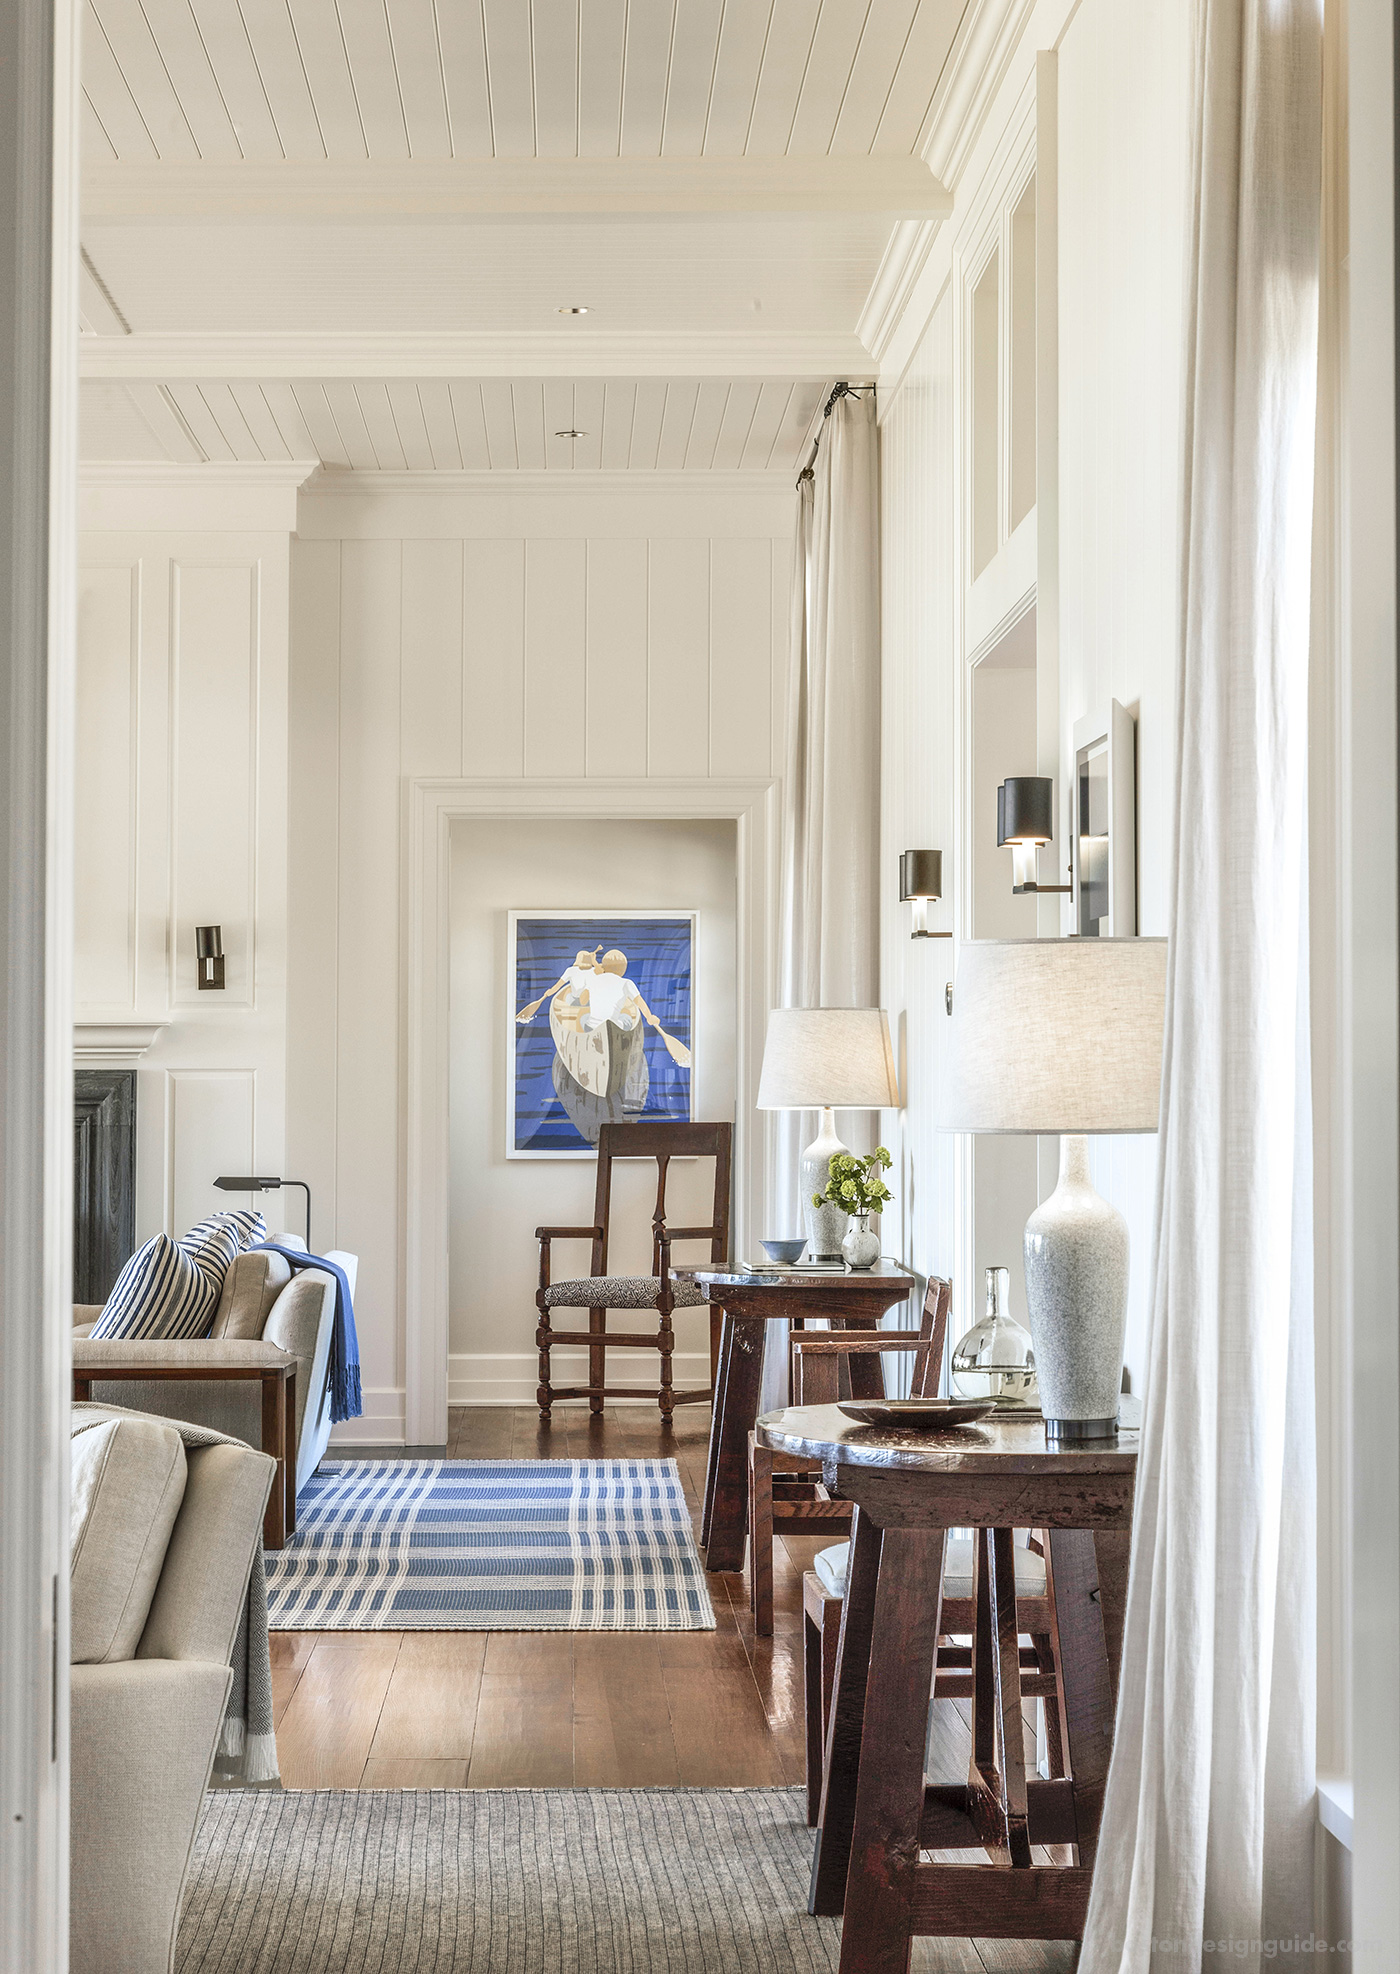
(842, 1214, 881, 1271)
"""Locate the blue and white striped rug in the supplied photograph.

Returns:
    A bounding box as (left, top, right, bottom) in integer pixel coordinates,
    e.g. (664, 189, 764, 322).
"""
(265, 1458, 716, 1632)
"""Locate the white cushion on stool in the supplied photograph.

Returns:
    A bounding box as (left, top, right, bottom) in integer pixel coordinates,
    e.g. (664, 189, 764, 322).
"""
(813, 1537, 1048, 1603)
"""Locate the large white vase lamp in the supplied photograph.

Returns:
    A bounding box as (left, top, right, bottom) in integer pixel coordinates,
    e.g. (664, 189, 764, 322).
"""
(756, 1007, 901, 1259)
(938, 938, 1167, 1439)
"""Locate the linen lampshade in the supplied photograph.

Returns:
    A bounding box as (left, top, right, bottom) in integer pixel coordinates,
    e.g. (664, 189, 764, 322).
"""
(756, 1007, 900, 1111)
(938, 938, 1167, 1135)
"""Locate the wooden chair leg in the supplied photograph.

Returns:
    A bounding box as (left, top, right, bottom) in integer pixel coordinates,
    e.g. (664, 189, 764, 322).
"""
(1031, 1632, 1064, 1776)
(588, 1306, 605, 1416)
(658, 1306, 675, 1425)
(535, 1293, 553, 1421)
(748, 1433, 775, 1636)
(804, 1604, 825, 1826)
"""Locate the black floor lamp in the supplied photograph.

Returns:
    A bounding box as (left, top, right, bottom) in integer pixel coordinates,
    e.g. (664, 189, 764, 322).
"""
(213, 1175, 312, 1249)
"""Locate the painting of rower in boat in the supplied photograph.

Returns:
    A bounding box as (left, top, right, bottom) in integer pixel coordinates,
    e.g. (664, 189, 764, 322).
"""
(508, 913, 695, 1156)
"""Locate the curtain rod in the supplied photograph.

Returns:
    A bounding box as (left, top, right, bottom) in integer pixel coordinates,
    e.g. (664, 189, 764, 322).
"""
(797, 380, 876, 484)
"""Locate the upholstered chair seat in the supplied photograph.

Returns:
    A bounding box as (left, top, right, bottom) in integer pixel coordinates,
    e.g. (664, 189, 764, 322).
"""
(542, 1274, 707, 1309)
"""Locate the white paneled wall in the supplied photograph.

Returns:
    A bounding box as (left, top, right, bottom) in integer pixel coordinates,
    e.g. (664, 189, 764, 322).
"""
(75, 510, 291, 1247)
(289, 482, 793, 1439)
(1056, 0, 1192, 1391)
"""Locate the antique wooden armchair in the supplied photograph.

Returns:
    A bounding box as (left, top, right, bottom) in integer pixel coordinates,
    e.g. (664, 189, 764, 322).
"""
(534, 1120, 732, 1422)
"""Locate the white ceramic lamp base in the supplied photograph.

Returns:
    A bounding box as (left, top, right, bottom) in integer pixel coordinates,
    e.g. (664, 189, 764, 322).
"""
(801, 1107, 850, 1258)
(1022, 1134, 1128, 1440)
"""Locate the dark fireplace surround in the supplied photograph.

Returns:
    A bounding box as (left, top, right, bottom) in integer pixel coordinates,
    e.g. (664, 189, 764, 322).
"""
(73, 1070, 136, 1306)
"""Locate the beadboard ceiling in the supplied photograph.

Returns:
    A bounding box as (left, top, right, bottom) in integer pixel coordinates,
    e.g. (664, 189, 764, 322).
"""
(78, 0, 971, 471)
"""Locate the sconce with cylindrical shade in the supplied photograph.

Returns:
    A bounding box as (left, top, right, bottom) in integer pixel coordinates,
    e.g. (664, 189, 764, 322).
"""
(899, 850, 950, 939)
(996, 777, 1071, 895)
(195, 925, 225, 990)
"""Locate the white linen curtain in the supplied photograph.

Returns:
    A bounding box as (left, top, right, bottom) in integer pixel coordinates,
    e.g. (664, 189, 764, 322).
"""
(1080, 4, 1321, 1970)
(762, 391, 882, 1411)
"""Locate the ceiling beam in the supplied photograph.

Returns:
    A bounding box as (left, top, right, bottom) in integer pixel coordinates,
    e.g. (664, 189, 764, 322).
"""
(78, 330, 875, 384)
(82, 155, 953, 224)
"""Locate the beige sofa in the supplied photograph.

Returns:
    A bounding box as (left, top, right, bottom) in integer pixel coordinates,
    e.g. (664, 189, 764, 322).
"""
(73, 1236, 359, 1498)
(70, 1411, 273, 1974)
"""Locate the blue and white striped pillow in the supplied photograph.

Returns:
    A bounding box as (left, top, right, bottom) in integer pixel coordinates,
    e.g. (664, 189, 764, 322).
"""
(91, 1208, 267, 1342)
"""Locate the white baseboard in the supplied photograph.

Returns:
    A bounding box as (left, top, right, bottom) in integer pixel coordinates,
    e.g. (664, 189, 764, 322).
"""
(328, 1385, 407, 1445)
(448, 1350, 711, 1407)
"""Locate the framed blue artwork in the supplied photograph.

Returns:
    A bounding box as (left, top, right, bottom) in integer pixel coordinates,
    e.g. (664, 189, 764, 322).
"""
(507, 911, 696, 1158)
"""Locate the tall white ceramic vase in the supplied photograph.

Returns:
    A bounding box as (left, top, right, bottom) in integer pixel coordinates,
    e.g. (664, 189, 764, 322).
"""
(1022, 1134, 1128, 1439)
(801, 1107, 850, 1258)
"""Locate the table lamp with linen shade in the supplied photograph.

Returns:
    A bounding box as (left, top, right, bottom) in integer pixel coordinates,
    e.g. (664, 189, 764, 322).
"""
(937, 938, 1168, 1439)
(756, 1008, 901, 1259)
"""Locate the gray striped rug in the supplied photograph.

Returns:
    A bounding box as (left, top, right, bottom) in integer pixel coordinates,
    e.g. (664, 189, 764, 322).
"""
(180, 1789, 840, 1973)
(266, 1458, 715, 1632)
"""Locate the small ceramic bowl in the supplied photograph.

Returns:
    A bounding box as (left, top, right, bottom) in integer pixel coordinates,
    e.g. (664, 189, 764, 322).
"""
(760, 1237, 808, 1265)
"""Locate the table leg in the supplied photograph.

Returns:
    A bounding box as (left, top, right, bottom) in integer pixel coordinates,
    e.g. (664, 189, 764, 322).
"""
(1045, 1527, 1116, 1869)
(261, 1372, 287, 1550)
(284, 1368, 298, 1539)
(700, 1311, 734, 1548)
(834, 1524, 945, 1973)
(810, 1505, 902, 1915)
(73, 1374, 92, 1403)
(700, 1315, 763, 1573)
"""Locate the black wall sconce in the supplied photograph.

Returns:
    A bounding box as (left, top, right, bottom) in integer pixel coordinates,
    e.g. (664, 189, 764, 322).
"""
(899, 850, 951, 938)
(213, 1174, 313, 1248)
(996, 778, 1072, 896)
(196, 925, 225, 990)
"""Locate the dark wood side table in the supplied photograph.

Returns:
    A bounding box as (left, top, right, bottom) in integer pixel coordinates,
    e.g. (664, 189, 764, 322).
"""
(755, 1402, 1137, 1970)
(73, 1356, 299, 1551)
(692, 1266, 916, 1573)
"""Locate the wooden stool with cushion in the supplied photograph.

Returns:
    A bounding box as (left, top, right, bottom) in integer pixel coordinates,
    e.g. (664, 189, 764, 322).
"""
(535, 1120, 731, 1422)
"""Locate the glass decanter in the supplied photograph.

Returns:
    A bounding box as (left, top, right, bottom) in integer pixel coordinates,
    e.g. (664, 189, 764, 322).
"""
(950, 1266, 1039, 1406)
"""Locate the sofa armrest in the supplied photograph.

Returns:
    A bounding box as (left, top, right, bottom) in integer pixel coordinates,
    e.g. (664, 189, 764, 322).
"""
(70, 1658, 232, 1974)
(74, 1337, 296, 1374)
(137, 1440, 273, 1665)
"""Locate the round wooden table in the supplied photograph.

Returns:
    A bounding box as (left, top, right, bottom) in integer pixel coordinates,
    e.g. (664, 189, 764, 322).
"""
(755, 1402, 1139, 1971)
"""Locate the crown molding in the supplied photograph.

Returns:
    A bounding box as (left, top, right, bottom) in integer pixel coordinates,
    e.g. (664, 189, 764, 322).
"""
(857, 218, 943, 369)
(78, 329, 873, 384)
(83, 154, 953, 223)
(300, 467, 799, 498)
(918, 0, 1038, 193)
(79, 460, 317, 488)
(78, 460, 317, 532)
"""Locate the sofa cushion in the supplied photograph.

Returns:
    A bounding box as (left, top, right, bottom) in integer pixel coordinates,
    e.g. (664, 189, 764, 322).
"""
(211, 1247, 292, 1340)
(71, 1416, 188, 1663)
(91, 1209, 266, 1343)
(813, 1537, 1048, 1603)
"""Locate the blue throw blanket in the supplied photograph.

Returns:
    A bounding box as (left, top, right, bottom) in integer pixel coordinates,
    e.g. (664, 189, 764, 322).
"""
(251, 1242, 362, 1424)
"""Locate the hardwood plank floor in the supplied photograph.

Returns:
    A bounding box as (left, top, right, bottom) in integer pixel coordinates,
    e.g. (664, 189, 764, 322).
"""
(272, 1404, 1076, 1974)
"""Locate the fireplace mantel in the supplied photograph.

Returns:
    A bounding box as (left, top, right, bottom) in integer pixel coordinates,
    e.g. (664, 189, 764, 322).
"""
(73, 1020, 171, 1065)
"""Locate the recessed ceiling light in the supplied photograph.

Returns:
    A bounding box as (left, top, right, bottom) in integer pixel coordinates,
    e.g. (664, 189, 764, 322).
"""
(557, 305, 589, 315)
(555, 429, 587, 440)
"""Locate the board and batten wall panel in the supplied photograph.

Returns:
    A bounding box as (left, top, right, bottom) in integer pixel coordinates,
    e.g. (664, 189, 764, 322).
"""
(879, 287, 959, 1378)
(290, 482, 793, 1432)
(75, 523, 292, 1254)
(75, 561, 141, 1012)
(1057, 0, 1192, 1392)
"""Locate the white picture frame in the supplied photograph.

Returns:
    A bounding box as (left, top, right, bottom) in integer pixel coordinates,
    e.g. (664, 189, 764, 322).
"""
(1071, 700, 1138, 937)
(505, 909, 698, 1160)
